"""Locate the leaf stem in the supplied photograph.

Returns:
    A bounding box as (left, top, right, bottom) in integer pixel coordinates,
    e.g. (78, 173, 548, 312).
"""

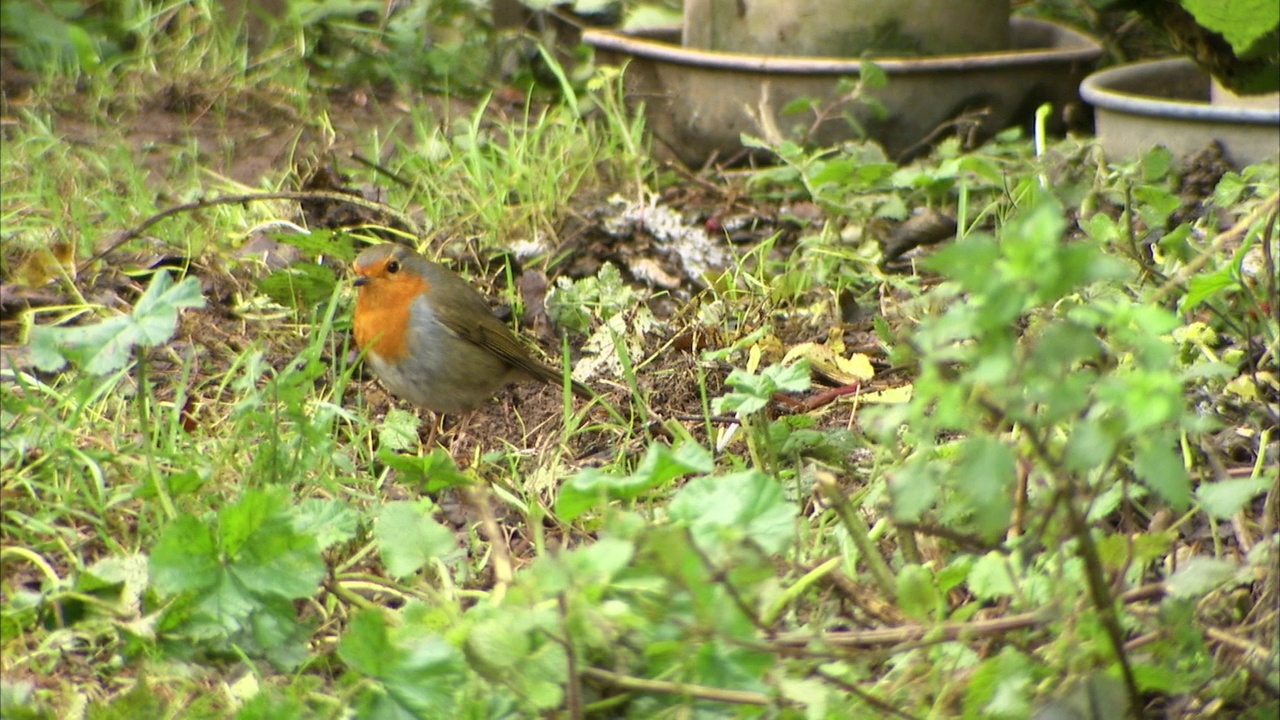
(817, 473, 897, 600)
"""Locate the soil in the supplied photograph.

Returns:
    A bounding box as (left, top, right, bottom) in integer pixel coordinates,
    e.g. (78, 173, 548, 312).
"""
(0, 76, 886, 486)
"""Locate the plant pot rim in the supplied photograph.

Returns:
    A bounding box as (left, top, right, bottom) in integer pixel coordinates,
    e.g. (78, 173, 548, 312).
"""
(1080, 57, 1279, 125)
(582, 17, 1100, 75)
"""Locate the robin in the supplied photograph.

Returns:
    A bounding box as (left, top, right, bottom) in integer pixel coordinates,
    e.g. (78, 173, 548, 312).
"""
(352, 243, 593, 414)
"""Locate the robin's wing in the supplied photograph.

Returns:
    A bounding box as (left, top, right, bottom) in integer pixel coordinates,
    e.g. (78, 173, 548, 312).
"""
(425, 268, 560, 378)
(468, 314, 595, 399)
(429, 273, 594, 399)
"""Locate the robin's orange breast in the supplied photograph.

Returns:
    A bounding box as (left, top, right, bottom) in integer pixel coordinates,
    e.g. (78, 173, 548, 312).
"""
(354, 273, 431, 362)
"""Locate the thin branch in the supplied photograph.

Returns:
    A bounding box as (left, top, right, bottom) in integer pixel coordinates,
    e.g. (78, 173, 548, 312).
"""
(465, 485, 513, 604)
(349, 152, 415, 189)
(685, 529, 772, 634)
(557, 594, 583, 720)
(1150, 190, 1279, 304)
(580, 667, 778, 707)
(81, 190, 424, 272)
(816, 473, 897, 600)
(771, 608, 1051, 648)
(771, 383, 862, 413)
(812, 667, 922, 720)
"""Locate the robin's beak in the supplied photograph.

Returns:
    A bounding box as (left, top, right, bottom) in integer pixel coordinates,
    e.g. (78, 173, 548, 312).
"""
(353, 276, 369, 287)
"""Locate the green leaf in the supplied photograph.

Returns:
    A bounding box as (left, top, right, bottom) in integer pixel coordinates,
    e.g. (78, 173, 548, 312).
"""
(958, 154, 1003, 184)
(956, 437, 1016, 539)
(896, 564, 939, 621)
(714, 369, 772, 415)
(1139, 145, 1174, 182)
(963, 647, 1035, 720)
(1031, 673, 1127, 720)
(378, 408, 421, 452)
(1213, 171, 1247, 206)
(633, 441, 716, 488)
(84, 679, 166, 719)
(257, 262, 338, 311)
(267, 228, 357, 261)
(1181, 0, 1280, 57)
(887, 460, 939, 523)
(1196, 477, 1270, 519)
(1064, 418, 1119, 472)
(338, 609, 395, 677)
(28, 271, 205, 375)
(669, 471, 797, 556)
(556, 441, 713, 521)
(1157, 222, 1194, 262)
(1133, 186, 1180, 229)
(925, 233, 1001, 292)
(150, 515, 220, 595)
(224, 493, 325, 600)
(1133, 435, 1191, 510)
(968, 552, 1017, 600)
(937, 556, 973, 593)
(235, 687, 311, 720)
(343, 614, 466, 718)
(150, 491, 325, 665)
(766, 359, 812, 393)
(1032, 320, 1102, 370)
(377, 502, 457, 578)
(1082, 211, 1119, 243)
(808, 158, 861, 188)
(1182, 268, 1237, 311)
(563, 536, 635, 584)
(714, 361, 812, 417)
(293, 499, 359, 551)
(376, 447, 472, 492)
(220, 489, 277, 556)
(1116, 372, 1183, 434)
(859, 58, 887, 88)
(83, 554, 148, 612)
(465, 607, 566, 710)
(1166, 556, 1237, 598)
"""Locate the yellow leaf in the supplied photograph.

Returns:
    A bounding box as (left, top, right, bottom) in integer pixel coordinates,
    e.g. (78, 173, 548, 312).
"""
(10, 243, 75, 287)
(783, 342, 874, 385)
(1225, 375, 1258, 400)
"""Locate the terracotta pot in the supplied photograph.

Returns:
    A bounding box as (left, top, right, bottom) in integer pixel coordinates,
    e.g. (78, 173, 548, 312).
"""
(682, 0, 1010, 57)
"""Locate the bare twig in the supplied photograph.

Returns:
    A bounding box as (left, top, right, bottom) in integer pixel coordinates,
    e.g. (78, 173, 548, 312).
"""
(464, 485, 513, 604)
(894, 107, 991, 163)
(349, 152, 415, 189)
(580, 667, 778, 707)
(1056, 462, 1143, 714)
(685, 529, 772, 634)
(799, 559, 907, 626)
(815, 473, 897, 600)
(771, 383, 862, 414)
(811, 667, 922, 720)
(558, 594, 583, 720)
(81, 190, 424, 272)
(771, 608, 1051, 648)
(1151, 190, 1279, 304)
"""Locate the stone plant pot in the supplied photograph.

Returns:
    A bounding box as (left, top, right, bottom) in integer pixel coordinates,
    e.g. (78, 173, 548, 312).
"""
(1079, 58, 1280, 165)
(681, 0, 1010, 57)
(583, 18, 1101, 166)
(1210, 78, 1280, 111)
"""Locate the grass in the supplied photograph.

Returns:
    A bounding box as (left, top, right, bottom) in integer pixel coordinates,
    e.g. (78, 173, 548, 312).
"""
(2, 1, 1279, 718)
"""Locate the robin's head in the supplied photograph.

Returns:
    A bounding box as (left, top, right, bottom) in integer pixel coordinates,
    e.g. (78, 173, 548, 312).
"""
(353, 243, 425, 289)
(352, 243, 429, 359)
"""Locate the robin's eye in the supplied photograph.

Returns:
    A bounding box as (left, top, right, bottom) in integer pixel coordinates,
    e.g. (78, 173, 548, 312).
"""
(386, 260, 400, 274)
